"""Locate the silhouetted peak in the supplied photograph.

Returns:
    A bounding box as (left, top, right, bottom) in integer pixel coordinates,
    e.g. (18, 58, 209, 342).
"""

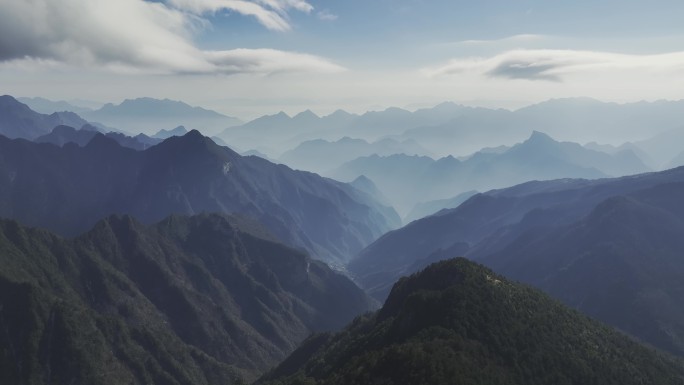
(0, 95, 31, 111)
(183, 129, 205, 140)
(85, 132, 122, 150)
(529, 130, 554, 140)
(0, 95, 20, 105)
(436, 154, 460, 164)
(351, 175, 376, 190)
(327, 109, 353, 118)
(294, 109, 319, 120)
(156, 128, 239, 159)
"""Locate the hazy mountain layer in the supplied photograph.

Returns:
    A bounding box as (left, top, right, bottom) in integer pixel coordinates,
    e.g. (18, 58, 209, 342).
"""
(278, 137, 431, 175)
(333, 131, 649, 215)
(404, 190, 478, 224)
(17, 96, 95, 115)
(260, 258, 684, 385)
(0, 213, 375, 384)
(0, 95, 90, 140)
(82, 98, 241, 136)
(219, 98, 684, 160)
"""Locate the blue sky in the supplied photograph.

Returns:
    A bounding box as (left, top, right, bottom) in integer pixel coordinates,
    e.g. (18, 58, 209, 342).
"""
(2, 0, 684, 118)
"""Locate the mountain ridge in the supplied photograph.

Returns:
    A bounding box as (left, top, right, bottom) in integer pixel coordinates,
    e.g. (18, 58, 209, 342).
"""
(0, 130, 399, 264)
(0, 213, 376, 384)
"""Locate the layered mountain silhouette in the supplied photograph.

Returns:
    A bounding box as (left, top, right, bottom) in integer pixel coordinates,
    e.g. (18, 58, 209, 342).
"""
(219, 103, 483, 157)
(0, 95, 90, 139)
(333, 131, 650, 215)
(630, 127, 684, 168)
(278, 137, 431, 175)
(82, 98, 241, 136)
(17, 96, 96, 115)
(0, 130, 399, 263)
(153, 125, 189, 139)
(0, 213, 375, 384)
(350, 166, 684, 356)
(35, 125, 161, 150)
(260, 258, 684, 385)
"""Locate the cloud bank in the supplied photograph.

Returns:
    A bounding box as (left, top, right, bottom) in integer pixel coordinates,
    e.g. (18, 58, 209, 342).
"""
(426, 49, 684, 81)
(0, 0, 343, 75)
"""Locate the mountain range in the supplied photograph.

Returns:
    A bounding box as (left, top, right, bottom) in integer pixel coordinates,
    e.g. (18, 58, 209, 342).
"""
(13, 95, 684, 171)
(333, 131, 650, 215)
(81, 98, 241, 136)
(35, 125, 162, 150)
(278, 137, 431, 175)
(349, 165, 684, 356)
(17, 96, 97, 115)
(260, 258, 684, 385)
(0, 213, 375, 384)
(0, 95, 91, 140)
(0, 130, 399, 264)
(217, 98, 684, 162)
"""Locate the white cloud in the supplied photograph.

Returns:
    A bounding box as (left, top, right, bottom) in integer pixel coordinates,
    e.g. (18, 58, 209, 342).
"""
(0, 0, 341, 76)
(166, 0, 314, 31)
(317, 10, 338, 21)
(204, 48, 345, 74)
(424, 49, 684, 81)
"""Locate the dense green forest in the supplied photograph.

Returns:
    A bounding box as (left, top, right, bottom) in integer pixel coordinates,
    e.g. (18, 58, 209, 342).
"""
(261, 258, 684, 385)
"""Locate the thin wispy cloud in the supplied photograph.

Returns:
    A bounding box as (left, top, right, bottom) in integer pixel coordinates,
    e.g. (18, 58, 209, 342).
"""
(316, 10, 338, 21)
(167, 0, 313, 31)
(0, 0, 341, 75)
(458, 34, 546, 46)
(425, 49, 684, 82)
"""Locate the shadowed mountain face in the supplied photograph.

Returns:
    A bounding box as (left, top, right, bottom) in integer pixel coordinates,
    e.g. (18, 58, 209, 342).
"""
(0, 214, 375, 384)
(349, 166, 684, 356)
(0, 95, 90, 140)
(0, 130, 399, 264)
(260, 258, 684, 385)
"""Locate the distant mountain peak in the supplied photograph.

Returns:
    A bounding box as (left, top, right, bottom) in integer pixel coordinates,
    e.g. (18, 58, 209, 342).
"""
(0, 95, 29, 110)
(327, 109, 354, 118)
(294, 109, 319, 120)
(0, 94, 19, 103)
(153, 125, 188, 139)
(519, 131, 559, 148)
(181, 129, 206, 141)
(85, 132, 123, 150)
(351, 175, 375, 189)
(528, 130, 554, 141)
